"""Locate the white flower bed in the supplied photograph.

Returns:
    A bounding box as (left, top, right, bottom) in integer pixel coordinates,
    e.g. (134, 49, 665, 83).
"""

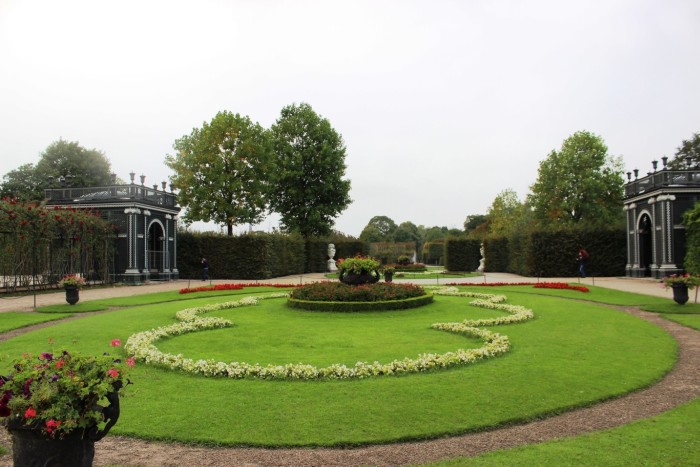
(125, 288, 533, 380)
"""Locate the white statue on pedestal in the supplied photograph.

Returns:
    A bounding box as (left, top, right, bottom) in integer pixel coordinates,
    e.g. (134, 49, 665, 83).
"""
(328, 243, 337, 272)
(478, 243, 485, 273)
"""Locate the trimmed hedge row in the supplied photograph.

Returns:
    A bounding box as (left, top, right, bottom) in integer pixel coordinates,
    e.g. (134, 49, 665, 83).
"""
(476, 228, 626, 277)
(286, 293, 434, 312)
(177, 231, 366, 279)
(444, 238, 481, 272)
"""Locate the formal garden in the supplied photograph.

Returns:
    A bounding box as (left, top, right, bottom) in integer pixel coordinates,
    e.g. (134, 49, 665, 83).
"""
(1, 277, 699, 465)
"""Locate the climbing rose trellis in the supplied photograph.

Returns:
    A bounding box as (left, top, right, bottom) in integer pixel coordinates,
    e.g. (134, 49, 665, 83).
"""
(0, 198, 115, 290)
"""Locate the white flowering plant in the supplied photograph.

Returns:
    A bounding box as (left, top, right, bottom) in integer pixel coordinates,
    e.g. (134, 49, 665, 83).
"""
(125, 288, 533, 381)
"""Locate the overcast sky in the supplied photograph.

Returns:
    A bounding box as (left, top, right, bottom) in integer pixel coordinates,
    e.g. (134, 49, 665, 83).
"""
(1, 0, 699, 236)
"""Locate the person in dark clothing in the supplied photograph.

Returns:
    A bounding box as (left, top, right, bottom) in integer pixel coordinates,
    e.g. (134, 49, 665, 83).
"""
(577, 248, 589, 278)
(201, 257, 209, 281)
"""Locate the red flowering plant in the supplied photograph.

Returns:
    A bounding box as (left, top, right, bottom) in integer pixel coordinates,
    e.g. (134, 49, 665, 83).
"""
(0, 340, 133, 438)
(57, 274, 87, 289)
(662, 274, 700, 289)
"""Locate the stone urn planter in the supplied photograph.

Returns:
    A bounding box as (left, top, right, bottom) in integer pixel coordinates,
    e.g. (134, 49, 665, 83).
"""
(671, 283, 689, 305)
(65, 285, 80, 305)
(1, 348, 129, 467)
(339, 269, 380, 286)
(8, 382, 120, 467)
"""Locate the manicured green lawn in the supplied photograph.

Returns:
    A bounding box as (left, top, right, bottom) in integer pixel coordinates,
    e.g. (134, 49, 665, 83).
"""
(431, 398, 700, 466)
(0, 312, 72, 333)
(0, 285, 676, 448)
(661, 313, 700, 331)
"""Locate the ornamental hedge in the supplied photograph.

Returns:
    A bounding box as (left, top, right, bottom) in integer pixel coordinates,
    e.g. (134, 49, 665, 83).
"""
(287, 294, 434, 312)
(287, 282, 433, 311)
(177, 231, 367, 279)
(441, 228, 626, 277)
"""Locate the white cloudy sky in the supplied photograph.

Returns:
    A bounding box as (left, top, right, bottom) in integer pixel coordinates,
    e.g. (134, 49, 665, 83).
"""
(1, 0, 699, 236)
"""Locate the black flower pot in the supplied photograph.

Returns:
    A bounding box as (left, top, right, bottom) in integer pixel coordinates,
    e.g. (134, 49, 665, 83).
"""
(672, 283, 689, 305)
(384, 272, 394, 282)
(65, 285, 80, 305)
(10, 427, 95, 467)
(339, 269, 380, 286)
(8, 381, 122, 467)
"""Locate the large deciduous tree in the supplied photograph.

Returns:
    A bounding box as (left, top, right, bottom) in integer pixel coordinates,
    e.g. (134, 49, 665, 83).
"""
(529, 130, 624, 227)
(668, 132, 700, 169)
(486, 189, 528, 237)
(359, 215, 398, 242)
(165, 111, 272, 236)
(269, 103, 351, 238)
(36, 139, 113, 188)
(393, 221, 421, 243)
(1, 139, 113, 201)
(0, 163, 44, 201)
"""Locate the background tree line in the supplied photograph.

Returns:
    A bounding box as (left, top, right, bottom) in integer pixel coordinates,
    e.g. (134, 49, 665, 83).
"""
(2, 102, 353, 242)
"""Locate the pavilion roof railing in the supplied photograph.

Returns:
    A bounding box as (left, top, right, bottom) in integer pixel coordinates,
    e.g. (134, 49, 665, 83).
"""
(44, 183, 179, 209)
(624, 169, 700, 199)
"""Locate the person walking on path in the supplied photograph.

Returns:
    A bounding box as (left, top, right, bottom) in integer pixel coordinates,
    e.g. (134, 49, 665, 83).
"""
(201, 257, 209, 281)
(577, 248, 589, 278)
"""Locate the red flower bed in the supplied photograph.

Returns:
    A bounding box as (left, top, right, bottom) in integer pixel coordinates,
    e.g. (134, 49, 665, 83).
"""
(533, 282, 589, 292)
(445, 282, 589, 293)
(179, 283, 302, 294)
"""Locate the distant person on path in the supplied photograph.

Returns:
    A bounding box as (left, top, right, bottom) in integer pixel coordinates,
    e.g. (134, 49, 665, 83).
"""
(577, 248, 589, 278)
(201, 257, 209, 281)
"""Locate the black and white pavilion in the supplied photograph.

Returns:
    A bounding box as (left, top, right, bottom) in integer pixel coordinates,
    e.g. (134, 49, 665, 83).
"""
(624, 158, 700, 278)
(45, 172, 180, 283)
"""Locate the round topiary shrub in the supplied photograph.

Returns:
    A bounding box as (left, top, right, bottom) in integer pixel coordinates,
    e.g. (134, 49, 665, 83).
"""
(287, 282, 433, 312)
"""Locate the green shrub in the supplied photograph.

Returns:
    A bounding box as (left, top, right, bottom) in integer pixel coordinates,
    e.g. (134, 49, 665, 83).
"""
(287, 294, 434, 312)
(423, 241, 445, 265)
(444, 238, 481, 272)
(290, 282, 426, 302)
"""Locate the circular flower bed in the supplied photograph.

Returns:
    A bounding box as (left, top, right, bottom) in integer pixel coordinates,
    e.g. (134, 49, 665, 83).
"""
(125, 287, 534, 380)
(287, 282, 433, 312)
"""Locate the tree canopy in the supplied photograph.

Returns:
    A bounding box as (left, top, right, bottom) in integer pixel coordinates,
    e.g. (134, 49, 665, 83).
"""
(529, 130, 624, 227)
(486, 189, 529, 237)
(0, 163, 44, 201)
(668, 132, 700, 169)
(359, 215, 398, 242)
(269, 103, 351, 238)
(393, 221, 421, 243)
(165, 111, 273, 236)
(1, 139, 113, 201)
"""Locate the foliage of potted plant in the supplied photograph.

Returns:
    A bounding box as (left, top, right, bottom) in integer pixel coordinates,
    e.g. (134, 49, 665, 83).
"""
(58, 274, 86, 305)
(382, 265, 396, 282)
(662, 273, 700, 304)
(0, 340, 133, 466)
(336, 256, 381, 285)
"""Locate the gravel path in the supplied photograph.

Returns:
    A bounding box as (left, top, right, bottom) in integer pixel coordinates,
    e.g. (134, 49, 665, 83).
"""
(0, 304, 698, 466)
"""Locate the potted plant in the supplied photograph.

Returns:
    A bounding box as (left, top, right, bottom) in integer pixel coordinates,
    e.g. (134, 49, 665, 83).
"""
(662, 273, 700, 304)
(58, 274, 86, 305)
(336, 256, 381, 285)
(382, 265, 396, 282)
(0, 340, 133, 466)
